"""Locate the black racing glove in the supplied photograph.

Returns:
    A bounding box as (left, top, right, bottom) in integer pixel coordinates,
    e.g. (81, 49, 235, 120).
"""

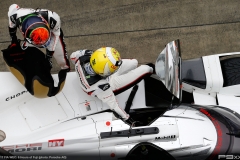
(8, 27, 18, 48)
(11, 36, 18, 44)
(9, 27, 18, 44)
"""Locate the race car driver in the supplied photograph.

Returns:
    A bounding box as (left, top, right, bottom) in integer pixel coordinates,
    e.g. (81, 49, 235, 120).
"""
(70, 47, 153, 124)
(7, 4, 70, 71)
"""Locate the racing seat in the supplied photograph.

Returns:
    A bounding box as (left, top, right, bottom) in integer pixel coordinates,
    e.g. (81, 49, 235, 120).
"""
(2, 42, 67, 98)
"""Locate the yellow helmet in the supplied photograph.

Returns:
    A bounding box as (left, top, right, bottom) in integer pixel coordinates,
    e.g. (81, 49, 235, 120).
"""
(90, 47, 122, 77)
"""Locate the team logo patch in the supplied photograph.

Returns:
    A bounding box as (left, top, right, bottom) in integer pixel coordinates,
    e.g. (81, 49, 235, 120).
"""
(85, 50, 93, 55)
(10, 14, 17, 24)
(49, 17, 57, 29)
(98, 83, 110, 91)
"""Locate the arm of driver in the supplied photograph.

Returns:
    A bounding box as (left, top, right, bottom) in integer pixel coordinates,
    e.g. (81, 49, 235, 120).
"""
(46, 11, 61, 51)
(95, 87, 129, 120)
(8, 4, 19, 28)
(70, 50, 88, 64)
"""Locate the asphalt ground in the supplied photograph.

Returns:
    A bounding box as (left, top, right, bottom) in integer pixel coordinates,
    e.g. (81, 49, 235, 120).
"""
(1, 0, 240, 73)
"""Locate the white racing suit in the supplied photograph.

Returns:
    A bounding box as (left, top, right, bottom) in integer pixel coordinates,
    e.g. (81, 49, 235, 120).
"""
(8, 4, 70, 70)
(71, 50, 153, 120)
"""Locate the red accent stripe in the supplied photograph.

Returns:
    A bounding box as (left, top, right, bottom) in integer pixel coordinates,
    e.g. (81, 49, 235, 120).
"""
(88, 91, 93, 95)
(199, 108, 223, 160)
(9, 43, 17, 48)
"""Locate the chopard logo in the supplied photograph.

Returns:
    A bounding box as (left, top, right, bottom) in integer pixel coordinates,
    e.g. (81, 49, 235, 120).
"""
(6, 91, 28, 101)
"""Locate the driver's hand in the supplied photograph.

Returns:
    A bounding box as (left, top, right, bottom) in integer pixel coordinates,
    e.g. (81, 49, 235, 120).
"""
(8, 38, 20, 49)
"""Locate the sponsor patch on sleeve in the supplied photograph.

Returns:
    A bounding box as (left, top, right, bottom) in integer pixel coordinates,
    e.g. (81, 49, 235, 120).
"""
(98, 83, 110, 91)
(49, 17, 57, 29)
(10, 14, 17, 24)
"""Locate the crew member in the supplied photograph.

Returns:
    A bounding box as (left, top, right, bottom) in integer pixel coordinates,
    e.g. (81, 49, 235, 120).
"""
(8, 4, 70, 71)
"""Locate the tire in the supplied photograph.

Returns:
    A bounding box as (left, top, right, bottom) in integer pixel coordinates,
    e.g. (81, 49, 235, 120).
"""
(221, 57, 240, 87)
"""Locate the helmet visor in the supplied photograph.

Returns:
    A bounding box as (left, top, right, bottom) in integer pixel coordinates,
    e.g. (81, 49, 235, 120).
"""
(29, 27, 50, 47)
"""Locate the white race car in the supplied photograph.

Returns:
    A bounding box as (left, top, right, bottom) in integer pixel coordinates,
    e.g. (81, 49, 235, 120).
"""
(0, 40, 240, 160)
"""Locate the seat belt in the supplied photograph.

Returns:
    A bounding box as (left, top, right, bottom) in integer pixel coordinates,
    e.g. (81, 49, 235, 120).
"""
(125, 85, 139, 114)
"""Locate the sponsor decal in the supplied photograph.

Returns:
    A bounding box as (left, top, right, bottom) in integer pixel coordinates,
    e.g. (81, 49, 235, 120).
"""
(10, 14, 17, 24)
(49, 17, 57, 29)
(48, 139, 64, 147)
(103, 94, 112, 99)
(112, 48, 120, 59)
(155, 135, 176, 140)
(13, 58, 23, 62)
(91, 59, 96, 65)
(98, 83, 110, 91)
(10, 52, 25, 56)
(6, 91, 28, 101)
(2, 143, 42, 153)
